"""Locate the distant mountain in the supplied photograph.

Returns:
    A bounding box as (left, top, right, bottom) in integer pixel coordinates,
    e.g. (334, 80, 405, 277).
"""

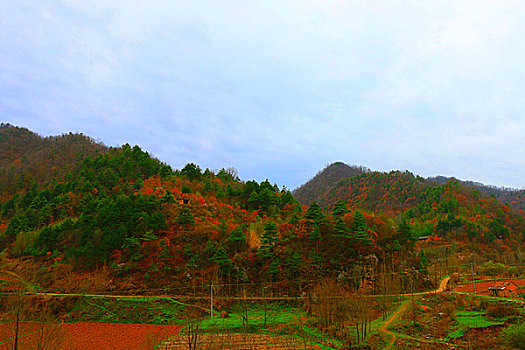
(428, 176, 525, 212)
(294, 162, 525, 243)
(320, 170, 430, 214)
(295, 161, 525, 213)
(293, 162, 369, 205)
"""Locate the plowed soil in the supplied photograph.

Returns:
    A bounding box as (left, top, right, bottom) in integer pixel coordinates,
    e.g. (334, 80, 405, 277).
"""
(0, 322, 183, 350)
(454, 278, 525, 295)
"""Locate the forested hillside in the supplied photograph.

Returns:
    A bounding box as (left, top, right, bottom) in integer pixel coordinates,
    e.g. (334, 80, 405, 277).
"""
(296, 162, 525, 248)
(293, 162, 368, 205)
(0, 126, 426, 294)
(0, 123, 108, 199)
(0, 127, 523, 296)
(429, 175, 525, 212)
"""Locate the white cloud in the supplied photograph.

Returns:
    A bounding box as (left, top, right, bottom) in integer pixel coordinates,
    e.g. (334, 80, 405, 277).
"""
(1, 0, 525, 188)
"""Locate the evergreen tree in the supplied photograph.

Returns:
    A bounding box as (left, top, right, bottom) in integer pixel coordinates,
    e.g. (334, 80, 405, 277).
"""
(333, 216, 349, 238)
(211, 244, 232, 273)
(309, 225, 321, 241)
(269, 257, 280, 281)
(289, 213, 299, 226)
(351, 210, 372, 246)
(227, 226, 247, 253)
(305, 201, 324, 223)
(284, 248, 301, 279)
(260, 222, 278, 257)
(175, 206, 195, 227)
(397, 219, 414, 244)
(180, 163, 202, 180)
(332, 199, 348, 216)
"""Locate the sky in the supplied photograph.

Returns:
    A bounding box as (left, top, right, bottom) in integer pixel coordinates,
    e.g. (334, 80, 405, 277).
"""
(1, 1, 525, 190)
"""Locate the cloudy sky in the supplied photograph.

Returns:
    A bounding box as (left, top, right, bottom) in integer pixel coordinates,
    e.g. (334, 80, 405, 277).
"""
(1, 1, 525, 189)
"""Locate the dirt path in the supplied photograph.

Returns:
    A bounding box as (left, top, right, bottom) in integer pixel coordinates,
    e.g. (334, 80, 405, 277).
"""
(379, 301, 410, 350)
(378, 277, 450, 350)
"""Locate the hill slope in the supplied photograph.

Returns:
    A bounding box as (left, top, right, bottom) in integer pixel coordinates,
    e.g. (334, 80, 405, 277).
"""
(0, 127, 433, 294)
(296, 162, 525, 244)
(293, 162, 368, 205)
(1, 128, 523, 297)
(429, 175, 525, 212)
(0, 123, 108, 198)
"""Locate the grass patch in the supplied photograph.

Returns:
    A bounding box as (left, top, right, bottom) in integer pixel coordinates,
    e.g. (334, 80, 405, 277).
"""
(68, 295, 186, 324)
(196, 303, 302, 331)
(448, 313, 504, 339)
(456, 310, 486, 316)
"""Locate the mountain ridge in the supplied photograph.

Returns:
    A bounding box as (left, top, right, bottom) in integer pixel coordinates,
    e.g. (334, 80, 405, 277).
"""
(294, 161, 525, 212)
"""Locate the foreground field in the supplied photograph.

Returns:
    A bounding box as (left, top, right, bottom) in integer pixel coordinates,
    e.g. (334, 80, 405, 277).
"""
(0, 322, 183, 350)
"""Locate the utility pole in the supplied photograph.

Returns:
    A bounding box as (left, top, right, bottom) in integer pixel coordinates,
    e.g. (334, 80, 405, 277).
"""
(470, 262, 476, 293)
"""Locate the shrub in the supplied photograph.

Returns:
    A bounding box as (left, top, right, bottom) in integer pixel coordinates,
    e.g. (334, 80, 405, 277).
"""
(12, 230, 38, 257)
(471, 297, 490, 311)
(487, 305, 518, 319)
(503, 322, 525, 349)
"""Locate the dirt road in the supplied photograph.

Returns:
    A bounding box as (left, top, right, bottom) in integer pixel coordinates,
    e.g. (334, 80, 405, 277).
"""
(378, 277, 450, 350)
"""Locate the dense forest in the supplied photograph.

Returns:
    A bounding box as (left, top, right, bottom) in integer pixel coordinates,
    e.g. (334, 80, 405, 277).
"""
(0, 124, 524, 295)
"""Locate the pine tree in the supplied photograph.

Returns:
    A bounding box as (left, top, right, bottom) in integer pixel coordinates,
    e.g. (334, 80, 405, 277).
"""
(175, 206, 195, 227)
(305, 201, 324, 223)
(211, 245, 232, 273)
(309, 225, 321, 240)
(227, 226, 247, 253)
(333, 216, 349, 238)
(332, 199, 348, 216)
(397, 219, 414, 244)
(269, 258, 280, 280)
(351, 210, 372, 246)
(260, 222, 278, 257)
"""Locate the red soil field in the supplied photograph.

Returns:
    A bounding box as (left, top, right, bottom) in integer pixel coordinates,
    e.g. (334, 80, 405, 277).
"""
(454, 278, 525, 295)
(0, 322, 183, 350)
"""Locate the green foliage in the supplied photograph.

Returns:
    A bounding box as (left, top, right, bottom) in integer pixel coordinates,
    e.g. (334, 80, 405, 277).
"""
(396, 219, 414, 245)
(227, 225, 247, 253)
(123, 236, 143, 261)
(180, 163, 202, 180)
(175, 206, 195, 227)
(351, 210, 372, 246)
(210, 244, 232, 273)
(309, 225, 321, 240)
(503, 321, 525, 349)
(331, 199, 348, 216)
(333, 217, 348, 238)
(260, 222, 278, 257)
(488, 217, 509, 240)
(305, 202, 324, 223)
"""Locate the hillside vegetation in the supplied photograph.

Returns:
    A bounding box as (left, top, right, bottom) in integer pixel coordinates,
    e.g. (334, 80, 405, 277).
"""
(0, 126, 433, 296)
(293, 162, 368, 205)
(1, 126, 525, 348)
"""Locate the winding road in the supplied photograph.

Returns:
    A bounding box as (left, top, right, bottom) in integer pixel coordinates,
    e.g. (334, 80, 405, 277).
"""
(379, 277, 450, 350)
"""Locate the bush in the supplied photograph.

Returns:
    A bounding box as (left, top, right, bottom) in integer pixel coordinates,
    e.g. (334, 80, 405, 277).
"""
(12, 230, 38, 257)
(487, 305, 518, 319)
(503, 322, 525, 349)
